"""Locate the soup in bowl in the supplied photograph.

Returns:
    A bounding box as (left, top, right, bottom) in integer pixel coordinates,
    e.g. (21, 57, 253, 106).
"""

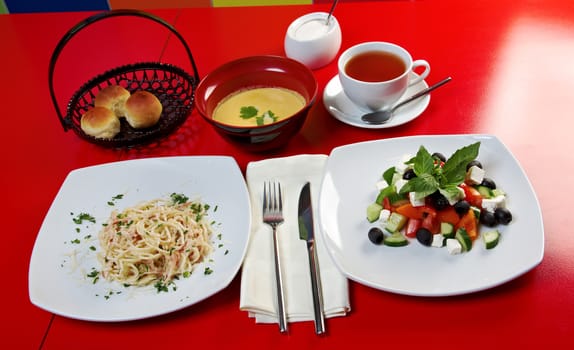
(195, 55, 318, 152)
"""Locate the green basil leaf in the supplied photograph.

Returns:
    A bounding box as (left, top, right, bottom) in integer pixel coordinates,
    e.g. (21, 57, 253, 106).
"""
(442, 142, 480, 185)
(382, 167, 396, 185)
(439, 185, 462, 200)
(413, 146, 434, 176)
(404, 155, 416, 165)
(399, 173, 439, 197)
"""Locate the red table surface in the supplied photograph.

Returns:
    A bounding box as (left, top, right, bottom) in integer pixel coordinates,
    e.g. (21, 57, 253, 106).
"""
(1, 1, 573, 348)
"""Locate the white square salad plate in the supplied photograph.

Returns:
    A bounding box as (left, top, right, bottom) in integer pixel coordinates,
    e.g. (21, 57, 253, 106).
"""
(29, 156, 251, 321)
(318, 134, 544, 296)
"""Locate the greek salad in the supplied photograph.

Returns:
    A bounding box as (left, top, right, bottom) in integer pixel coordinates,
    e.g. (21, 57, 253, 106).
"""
(366, 142, 513, 254)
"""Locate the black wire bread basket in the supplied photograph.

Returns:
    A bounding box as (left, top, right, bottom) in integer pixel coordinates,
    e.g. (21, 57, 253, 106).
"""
(48, 9, 199, 147)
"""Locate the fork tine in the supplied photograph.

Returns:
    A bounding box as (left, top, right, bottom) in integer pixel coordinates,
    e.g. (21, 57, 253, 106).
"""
(271, 182, 277, 213)
(269, 182, 282, 216)
(277, 182, 283, 213)
(263, 181, 268, 214)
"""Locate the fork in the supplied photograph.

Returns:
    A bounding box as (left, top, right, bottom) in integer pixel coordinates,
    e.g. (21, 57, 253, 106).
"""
(262, 181, 288, 333)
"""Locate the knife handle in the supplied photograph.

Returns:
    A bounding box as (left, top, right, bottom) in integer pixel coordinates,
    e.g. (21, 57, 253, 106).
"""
(308, 243, 326, 335)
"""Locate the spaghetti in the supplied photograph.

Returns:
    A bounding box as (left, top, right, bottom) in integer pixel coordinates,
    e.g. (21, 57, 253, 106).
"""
(97, 193, 214, 288)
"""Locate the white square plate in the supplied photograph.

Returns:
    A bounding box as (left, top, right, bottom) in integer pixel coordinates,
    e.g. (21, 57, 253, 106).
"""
(29, 156, 251, 321)
(318, 134, 544, 296)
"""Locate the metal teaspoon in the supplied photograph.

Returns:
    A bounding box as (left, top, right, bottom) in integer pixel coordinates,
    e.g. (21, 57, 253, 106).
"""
(326, 0, 339, 25)
(360, 77, 452, 125)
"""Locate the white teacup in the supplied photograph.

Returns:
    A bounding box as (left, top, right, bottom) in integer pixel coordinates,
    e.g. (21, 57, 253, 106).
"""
(284, 12, 342, 70)
(338, 42, 430, 111)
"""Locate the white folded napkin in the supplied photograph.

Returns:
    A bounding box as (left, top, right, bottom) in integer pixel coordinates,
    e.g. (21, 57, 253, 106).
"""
(240, 154, 350, 324)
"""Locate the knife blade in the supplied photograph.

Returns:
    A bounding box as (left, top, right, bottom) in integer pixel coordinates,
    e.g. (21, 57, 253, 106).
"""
(298, 181, 326, 335)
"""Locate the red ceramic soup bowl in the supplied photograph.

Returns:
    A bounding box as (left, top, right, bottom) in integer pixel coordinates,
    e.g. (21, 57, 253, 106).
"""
(195, 55, 318, 152)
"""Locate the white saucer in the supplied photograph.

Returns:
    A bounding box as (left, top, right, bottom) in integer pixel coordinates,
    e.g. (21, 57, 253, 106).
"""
(323, 73, 430, 129)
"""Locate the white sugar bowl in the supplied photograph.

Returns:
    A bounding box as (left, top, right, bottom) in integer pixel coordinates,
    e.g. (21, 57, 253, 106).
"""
(284, 12, 342, 70)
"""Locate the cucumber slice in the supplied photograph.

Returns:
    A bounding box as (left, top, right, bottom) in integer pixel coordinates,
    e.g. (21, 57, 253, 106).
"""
(476, 185, 493, 198)
(440, 222, 455, 238)
(367, 203, 383, 223)
(483, 230, 500, 249)
(383, 232, 409, 247)
(455, 228, 472, 252)
(491, 189, 506, 197)
(385, 212, 407, 233)
(471, 206, 481, 222)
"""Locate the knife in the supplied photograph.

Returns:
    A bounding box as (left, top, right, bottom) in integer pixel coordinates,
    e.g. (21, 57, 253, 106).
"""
(298, 182, 326, 335)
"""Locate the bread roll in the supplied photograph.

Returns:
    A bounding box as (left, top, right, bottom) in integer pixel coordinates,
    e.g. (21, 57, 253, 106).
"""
(124, 91, 163, 129)
(80, 107, 121, 139)
(94, 85, 130, 118)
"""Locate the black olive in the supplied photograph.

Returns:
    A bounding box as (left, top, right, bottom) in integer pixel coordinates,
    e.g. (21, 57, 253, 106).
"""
(481, 177, 497, 189)
(430, 191, 449, 211)
(494, 207, 513, 225)
(403, 168, 416, 180)
(454, 200, 470, 215)
(416, 228, 433, 246)
(368, 227, 385, 244)
(432, 152, 446, 162)
(480, 210, 497, 227)
(466, 160, 483, 171)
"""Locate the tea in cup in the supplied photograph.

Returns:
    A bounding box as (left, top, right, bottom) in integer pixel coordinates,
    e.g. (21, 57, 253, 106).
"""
(338, 42, 430, 111)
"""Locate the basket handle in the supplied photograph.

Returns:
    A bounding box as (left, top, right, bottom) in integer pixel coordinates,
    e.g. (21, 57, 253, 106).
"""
(48, 9, 200, 131)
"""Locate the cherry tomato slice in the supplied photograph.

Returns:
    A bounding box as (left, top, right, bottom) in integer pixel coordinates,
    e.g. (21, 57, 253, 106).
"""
(436, 206, 460, 225)
(460, 183, 483, 208)
(395, 203, 437, 220)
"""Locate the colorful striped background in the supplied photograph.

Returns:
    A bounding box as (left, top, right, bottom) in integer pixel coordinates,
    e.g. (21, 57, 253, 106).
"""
(1, 0, 371, 14)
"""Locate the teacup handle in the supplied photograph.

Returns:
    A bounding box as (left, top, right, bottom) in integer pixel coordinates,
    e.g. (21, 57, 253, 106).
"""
(408, 59, 430, 86)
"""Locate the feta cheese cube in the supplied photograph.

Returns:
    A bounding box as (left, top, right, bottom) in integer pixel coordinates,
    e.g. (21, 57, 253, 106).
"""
(446, 239, 462, 255)
(378, 209, 391, 224)
(375, 179, 388, 191)
(431, 234, 444, 248)
(409, 192, 426, 207)
(440, 186, 465, 206)
(466, 165, 485, 185)
(391, 172, 403, 185)
(394, 179, 408, 193)
(395, 154, 413, 175)
(481, 195, 506, 212)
